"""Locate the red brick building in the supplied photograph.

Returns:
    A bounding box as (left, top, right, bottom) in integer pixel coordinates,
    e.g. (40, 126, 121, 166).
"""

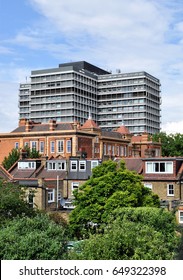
(0, 117, 162, 163)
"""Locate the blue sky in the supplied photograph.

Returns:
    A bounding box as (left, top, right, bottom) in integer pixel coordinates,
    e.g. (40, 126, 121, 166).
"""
(0, 0, 183, 133)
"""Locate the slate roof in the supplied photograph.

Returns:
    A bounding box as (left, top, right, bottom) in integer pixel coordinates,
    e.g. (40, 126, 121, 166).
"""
(123, 158, 143, 174)
(11, 122, 74, 133)
(101, 131, 124, 139)
(0, 165, 13, 180)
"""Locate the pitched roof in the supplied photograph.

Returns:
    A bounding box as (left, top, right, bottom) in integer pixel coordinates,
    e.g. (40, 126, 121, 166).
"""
(81, 118, 100, 129)
(116, 125, 130, 135)
(11, 122, 74, 133)
(101, 130, 124, 139)
(0, 164, 13, 180)
(123, 158, 143, 174)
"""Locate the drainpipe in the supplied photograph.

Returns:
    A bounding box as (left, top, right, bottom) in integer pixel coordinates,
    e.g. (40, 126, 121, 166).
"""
(57, 175, 59, 209)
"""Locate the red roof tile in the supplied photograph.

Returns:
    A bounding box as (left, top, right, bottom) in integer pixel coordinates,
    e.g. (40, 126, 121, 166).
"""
(81, 119, 99, 129)
(116, 125, 130, 134)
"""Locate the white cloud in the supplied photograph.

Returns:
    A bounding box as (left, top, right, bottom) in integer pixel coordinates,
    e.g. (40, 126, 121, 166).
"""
(0, 0, 183, 133)
(0, 82, 19, 132)
(161, 120, 183, 134)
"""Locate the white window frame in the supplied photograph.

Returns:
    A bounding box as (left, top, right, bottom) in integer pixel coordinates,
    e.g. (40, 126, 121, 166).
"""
(48, 189, 55, 203)
(18, 161, 36, 169)
(71, 160, 77, 171)
(48, 162, 56, 170)
(91, 160, 99, 170)
(30, 141, 37, 150)
(146, 162, 173, 174)
(144, 183, 152, 190)
(66, 140, 71, 153)
(15, 142, 19, 149)
(167, 184, 174, 196)
(57, 161, 66, 170)
(71, 182, 79, 196)
(179, 210, 183, 224)
(39, 141, 44, 153)
(57, 140, 64, 153)
(79, 161, 86, 171)
(50, 141, 55, 153)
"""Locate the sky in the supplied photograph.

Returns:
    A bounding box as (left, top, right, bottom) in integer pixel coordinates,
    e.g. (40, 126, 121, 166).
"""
(0, 0, 183, 134)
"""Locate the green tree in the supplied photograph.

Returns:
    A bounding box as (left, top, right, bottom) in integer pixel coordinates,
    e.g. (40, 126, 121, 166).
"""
(68, 208, 179, 260)
(152, 132, 183, 156)
(0, 214, 68, 260)
(69, 160, 160, 238)
(22, 146, 41, 159)
(0, 180, 36, 225)
(2, 148, 20, 170)
(2, 146, 41, 171)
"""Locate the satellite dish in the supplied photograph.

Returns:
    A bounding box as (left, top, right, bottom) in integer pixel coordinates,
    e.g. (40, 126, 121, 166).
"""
(60, 198, 66, 207)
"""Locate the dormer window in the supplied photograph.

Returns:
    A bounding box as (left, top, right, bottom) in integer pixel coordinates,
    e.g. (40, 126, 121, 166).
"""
(18, 161, 36, 169)
(47, 161, 66, 170)
(145, 161, 173, 174)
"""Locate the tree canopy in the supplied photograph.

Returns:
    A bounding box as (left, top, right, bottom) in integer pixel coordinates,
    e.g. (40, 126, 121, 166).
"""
(2, 146, 41, 171)
(152, 132, 183, 156)
(68, 207, 180, 260)
(69, 160, 160, 238)
(0, 214, 68, 260)
(0, 179, 36, 225)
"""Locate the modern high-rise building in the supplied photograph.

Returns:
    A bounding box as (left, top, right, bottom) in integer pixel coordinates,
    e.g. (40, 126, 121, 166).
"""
(19, 61, 161, 134)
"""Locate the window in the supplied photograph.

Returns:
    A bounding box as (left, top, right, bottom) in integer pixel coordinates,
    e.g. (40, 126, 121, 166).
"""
(119, 146, 124, 156)
(48, 189, 55, 203)
(104, 144, 107, 155)
(66, 140, 71, 153)
(28, 191, 34, 208)
(18, 161, 35, 169)
(116, 146, 119, 156)
(39, 141, 44, 153)
(146, 162, 173, 174)
(107, 145, 111, 155)
(57, 192, 61, 201)
(30, 141, 37, 150)
(15, 142, 19, 149)
(167, 184, 174, 196)
(28, 162, 35, 169)
(57, 140, 64, 153)
(71, 161, 77, 171)
(79, 161, 86, 171)
(179, 211, 183, 224)
(91, 160, 98, 170)
(48, 162, 56, 170)
(57, 161, 66, 170)
(71, 182, 79, 196)
(24, 142, 29, 147)
(144, 183, 152, 190)
(50, 141, 55, 153)
(112, 146, 115, 156)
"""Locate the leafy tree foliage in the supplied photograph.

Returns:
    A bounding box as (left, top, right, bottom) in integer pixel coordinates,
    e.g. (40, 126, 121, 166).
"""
(152, 132, 183, 156)
(0, 214, 68, 259)
(0, 180, 36, 225)
(68, 208, 180, 260)
(22, 146, 41, 159)
(2, 148, 20, 170)
(2, 146, 41, 171)
(69, 160, 160, 237)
